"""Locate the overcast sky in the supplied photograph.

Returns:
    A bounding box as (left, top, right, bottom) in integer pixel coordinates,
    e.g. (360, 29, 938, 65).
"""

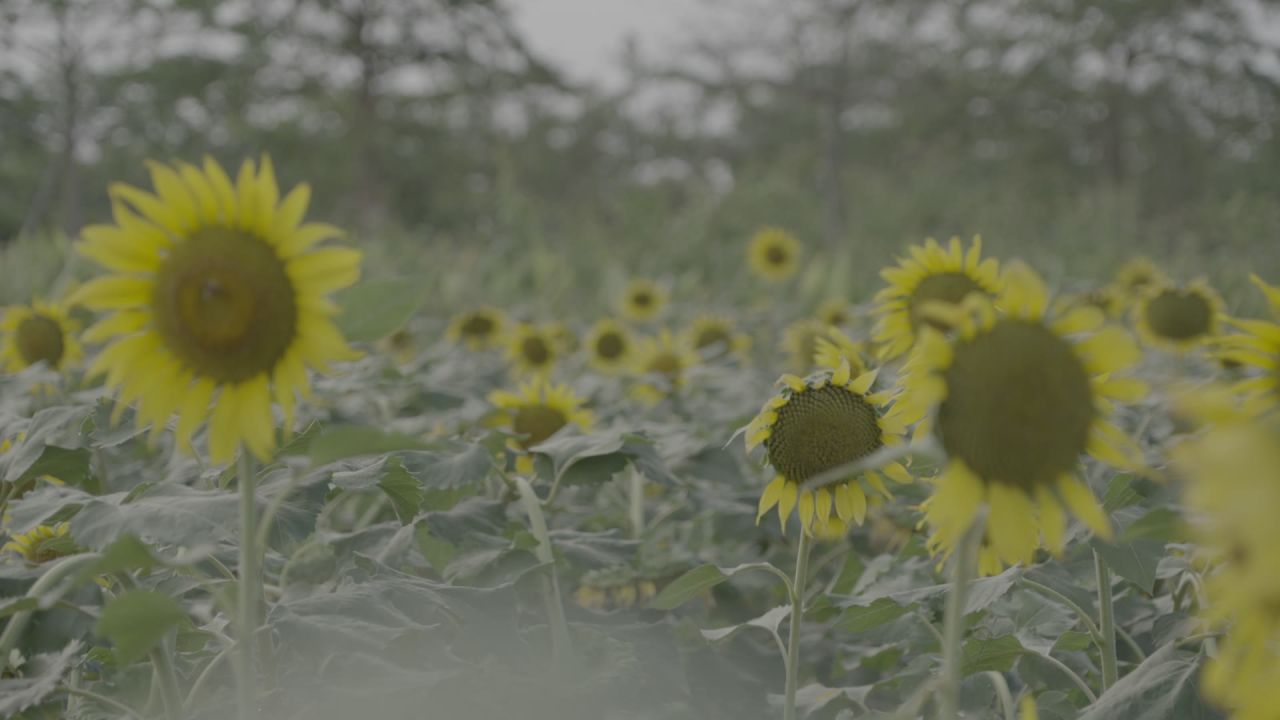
(511, 0, 698, 85)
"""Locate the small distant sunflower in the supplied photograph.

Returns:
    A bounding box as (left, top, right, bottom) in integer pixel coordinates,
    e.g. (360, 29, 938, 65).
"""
(813, 327, 868, 375)
(1112, 256, 1167, 299)
(547, 321, 578, 354)
(685, 314, 751, 361)
(900, 262, 1146, 569)
(446, 306, 506, 351)
(584, 318, 634, 374)
(746, 359, 912, 536)
(630, 330, 699, 404)
(3, 523, 75, 564)
(1133, 280, 1225, 352)
(1066, 286, 1122, 318)
(1217, 275, 1280, 413)
(505, 323, 559, 377)
(489, 377, 593, 473)
(784, 319, 865, 371)
(619, 279, 668, 323)
(872, 236, 1002, 361)
(747, 227, 802, 282)
(1, 299, 82, 373)
(817, 297, 853, 328)
(71, 156, 362, 463)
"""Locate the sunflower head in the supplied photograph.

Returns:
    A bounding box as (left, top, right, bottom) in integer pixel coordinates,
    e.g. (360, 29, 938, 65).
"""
(747, 227, 802, 282)
(504, 323, 559, 377)
(817, 297, 853, 328)
(547, 321, 578, 354)
(1, 299, 81, 373)
(71, 156, 361, 464)
(1216, 275, 1280, 413)
(812, 327, 868, 375)
(446, 306, 506, 351)
(1134, 280, 1224, 352)
(489, 377, 593, 470)
(746, 359, 912, 536)
(630, 330, 699, 404)
(619, 279, 668, 323)
(3, 523, 75, 564)
(1113, 256, 1167, 299)
(872, 236, 1002, 361)
(902, 261, 1146, 570)
(584, 318, 634, 374)
(685, 314, 750, 361)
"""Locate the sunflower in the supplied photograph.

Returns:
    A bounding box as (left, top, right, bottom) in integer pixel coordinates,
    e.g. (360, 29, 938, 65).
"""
(630, 329, 699, 404)
(547, 321, 578, 354)
(618, 279, 668, 323)
(813, 327, 868, 375)
(1217, 275, 1280, 413)
(872, 236, 1002, 361)
(489, 377, 593, 474)
(1, 299, 82, 373)
(70, 156, 361, 463)
(747, 227, 802, 282)
(504, 323, 559, 377)
(583, 318, 634, 374)
(1133, 280, 1225, 352)
(446, 306, 506, 351)
(746, 358, 912, 536)
(817, 297, 853, 328)
(1112, 256, 1167, 300)
(900, 262, 1145, 569)
(684, 314, 751, 361)
(1171, 397, 1280, 720)
(3, 523, 75, 564)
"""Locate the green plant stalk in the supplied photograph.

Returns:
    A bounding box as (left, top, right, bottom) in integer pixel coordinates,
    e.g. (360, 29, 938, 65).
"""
(0, 552, 102, 661)
(150, 641, 184, 720)
(1094, 549, 1119, 691)
(782, 529, 812, 720)
(939, 523, 981, 720)
(236, 450, 260, 720)
(514, 476, 574, 668)
(984, 671, 1016, 720)
(628, 467, 645, 539)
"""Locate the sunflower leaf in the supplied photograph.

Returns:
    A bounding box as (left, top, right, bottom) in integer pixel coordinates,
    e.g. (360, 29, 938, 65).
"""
(334, 278, 428, 343)
(648, 562, 789, 610)
(1077, 642, 1217, 720)
(0, 640, 82, 716)
(96, 590, 187, 664)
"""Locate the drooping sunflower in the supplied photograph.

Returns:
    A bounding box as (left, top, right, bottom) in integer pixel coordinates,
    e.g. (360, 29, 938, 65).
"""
(900, 262, 1145, 569)
(584, 318, 634, 374)
(446, 306, 506, 351)
(1, 299, 82, 373)
(747, 227, 802, 282)
(3, 523, 75, 564)
(872, 236, 1002, 361)
(1112, 256, 1167, 300)
(816, 297, 853, 328)
(489, 377, 594, 474)
(746, 358, 912, 536)
(504, 323, 559, 377)
(1217, 275, 1280, 413)
(630, 329, 699, 404)
(684, 314, 751, 361)
(71, 156, 362, 463)
(1133, 280, 1225, 352)
(618, 279, 668, 323)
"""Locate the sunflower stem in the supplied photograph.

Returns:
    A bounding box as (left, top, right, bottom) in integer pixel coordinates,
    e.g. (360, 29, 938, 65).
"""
(1094, 548, 1119, 691)
(782, 528, 812, 720)
(939, 522, 982, 720)
(236, 450, 260, 720)
(628, 467, 645, 539)
(514, 475, 574, 670)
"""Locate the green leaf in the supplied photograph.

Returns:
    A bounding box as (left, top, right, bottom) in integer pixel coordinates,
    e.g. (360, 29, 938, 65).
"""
(1091, 538, 1165, 594)
(530, 430, 675, 487)
(334, 278, 428, 343)
(701, 605, 791, 643)
(648, 562, 785, 610)
(1078, 643, 1218, 720)
(398, 444, 495, 489)
(304, 425, 429, 466)
(834, 597, 912, 633)
(0, 641, 82, 716)
(14, 445, 91, 487)
(378, 463, 423, 525)
(96, 590, 187, 664)
(1123, 508, 1189, 543)
(1052, 631, 1095, 652)
(962, 635, 1025, 674)
(1103, 474, 1143, 513)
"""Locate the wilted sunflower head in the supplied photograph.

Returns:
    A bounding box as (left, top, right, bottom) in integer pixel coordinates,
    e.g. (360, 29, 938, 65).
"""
(685, 314, 750, 361)
(3, 523, 75, 564)
(901, 262, 1146, 570)
(1216, 275, 1280, 413)
(584, 318, 633, 374)
(817, 297, 853, 328)
(1113, 256, 1167, 298)
(489, 377, 593, 471)
(746, 359, 912, 536)
(505, 323, 559, 377)
(630, 330, 699, 405)
(872, 236, 1002, 361)
(446, 306, 506, 351)
(1134, 281, 1224, 352)
(71, 156, 362, 464)
(619, 279, 668, 322)
(747, 227, 802, 282)
(1, 299, 81, 373)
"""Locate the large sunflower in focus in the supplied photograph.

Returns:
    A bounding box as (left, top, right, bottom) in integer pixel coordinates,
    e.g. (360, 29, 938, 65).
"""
(1218, 275, 1280, 413)
(72, 157, 361, 463)
(747, 227, 802, 282)
(489, 377, 594, 474)
(746, 359, 911, 536)
(446, 306, 506, 351)
(1, 299, 82, 373)
(1133, 280, 1224, 352)
(872, 236, 1001, 361)
(900, 262, 1145, 569)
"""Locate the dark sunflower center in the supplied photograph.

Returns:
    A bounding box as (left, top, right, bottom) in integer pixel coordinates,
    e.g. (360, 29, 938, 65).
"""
(152, 228, 297, 383)
(16, 315, 65, 368)
(937, 319, 1094, 491)
(512, 404, 567, 449)
(764, 385, 883, 483)
(825, 309, 849, 327)
(695, 327, 731, 350)
(596, 332, 625, 359)
(461, 314, 494, 337)
(522, 336, 551, 365)
(633, 292, 652, 308)
(908, 272, 985, 331)
(765, 245, 789, 266)
(1143, 290, 1213, 341)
